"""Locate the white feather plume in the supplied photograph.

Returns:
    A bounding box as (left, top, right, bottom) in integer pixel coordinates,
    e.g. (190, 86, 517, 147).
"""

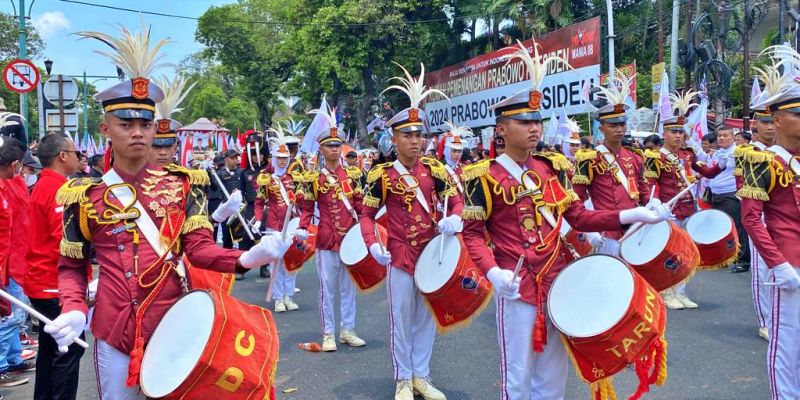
(668, 90, 700, 116)
(76, 22, 171, 79)
(154, 75, 196, 120)
(381, 62, 449, 108)
(308, 105, 338, 128)
(564, 118, 581, 133)
(592, 69, 636, 106)
(443, 120, 471, 137)
(266, 123, 287, 151)
(505, 39, 572, 91)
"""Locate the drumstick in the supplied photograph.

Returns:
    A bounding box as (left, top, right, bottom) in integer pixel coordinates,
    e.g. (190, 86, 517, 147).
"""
(438, 195, 449, 265)
(211, 170, 255, 242)
(665, 182, 697, 210)
(374, 223, 386, 254)
(266, 204, 295, 302)
(619, 186, 657, 244)
(0, 288, 89, 349)
(511, 255, 524, 283)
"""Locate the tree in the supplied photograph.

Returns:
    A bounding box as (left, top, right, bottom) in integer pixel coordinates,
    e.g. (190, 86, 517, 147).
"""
(223, 98, 259, 131)
(189, 85, 227, 122)
(0, 12, 44, 60)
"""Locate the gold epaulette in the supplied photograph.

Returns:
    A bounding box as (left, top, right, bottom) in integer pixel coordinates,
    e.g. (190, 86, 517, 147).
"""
(534, 152, 572, 171)
(461, 160, 491, 181)
(626, 146, 644, 158)
(55, 177, 102, 206)
(302, 170, 320, 183)
(420, 157, 448, 181)
(734, 144, 754, 158)
(737, 151, 776, 201)
(367, 163, 390, 184)
(575, 149, 598, 162)
(745, 148, 774, 163)
(256, 172, 272, 187)
(643, 149, 661, 160)
(346, 166, 363, 181)
(288, 160, 306, 174)
(163, 164, 210, 186)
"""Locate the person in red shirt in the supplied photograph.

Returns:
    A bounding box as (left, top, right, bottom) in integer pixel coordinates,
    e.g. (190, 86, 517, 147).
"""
(25, 132, 84, 399)
(43, 25, 291, 399)
(0, 135, 32, 388)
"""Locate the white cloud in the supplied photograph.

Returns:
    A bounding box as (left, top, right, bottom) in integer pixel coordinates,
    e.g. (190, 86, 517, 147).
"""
(32, 11, 71, 39)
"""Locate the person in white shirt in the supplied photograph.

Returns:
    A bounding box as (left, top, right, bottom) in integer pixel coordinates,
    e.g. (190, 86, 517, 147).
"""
(708, 127, 751, 272)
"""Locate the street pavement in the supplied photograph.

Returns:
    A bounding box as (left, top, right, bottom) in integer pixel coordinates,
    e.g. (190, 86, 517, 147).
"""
(9, 264, 769, 399)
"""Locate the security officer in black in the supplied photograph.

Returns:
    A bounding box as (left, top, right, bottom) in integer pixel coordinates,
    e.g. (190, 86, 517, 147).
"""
(215, 149, 243, 251)
(236, 133, 270, 279)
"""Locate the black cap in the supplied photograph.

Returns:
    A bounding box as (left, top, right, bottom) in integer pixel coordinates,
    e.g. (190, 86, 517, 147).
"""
(346, 150, 358, 158)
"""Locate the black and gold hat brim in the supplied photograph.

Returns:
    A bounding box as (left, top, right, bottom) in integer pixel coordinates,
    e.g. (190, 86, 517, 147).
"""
(393, 124, 426, 134)
(598, 114, 627, 124)
(152, 137, 177, 147)
(499, 111, 542, 122)
(109, 109, 156, 121)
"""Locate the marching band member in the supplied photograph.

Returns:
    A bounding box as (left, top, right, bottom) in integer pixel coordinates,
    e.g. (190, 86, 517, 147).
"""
(460, 40, 670, 400)
(254, 126, 301, 312)
(644, 90, 724, 310)
(44, 25, 291, 399)
(295, 105, 367, 352)
(438, 121, 469, 194)
(740, 44, 800, 399)
(359, 63, 463, 400)
(735, 77, 778, 340)
(573, 70, 654, 255)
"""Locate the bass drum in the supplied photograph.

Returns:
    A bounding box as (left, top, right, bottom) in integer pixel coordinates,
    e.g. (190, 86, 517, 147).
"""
(340, 223, 388, 291)
(685, 209, 740, 269)
(619, 220, 699, 291)
(283, 217, 317, 272)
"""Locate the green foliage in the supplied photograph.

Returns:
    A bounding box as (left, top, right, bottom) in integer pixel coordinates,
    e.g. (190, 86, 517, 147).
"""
(0, 12, 44, 60)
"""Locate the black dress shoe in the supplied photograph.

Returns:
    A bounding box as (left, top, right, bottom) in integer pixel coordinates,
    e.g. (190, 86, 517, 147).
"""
(260, 266, 271, 278)
(731, 264, 750, 273)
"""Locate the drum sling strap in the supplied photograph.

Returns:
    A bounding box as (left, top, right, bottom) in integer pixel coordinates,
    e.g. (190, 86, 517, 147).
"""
(444, 164, 464, 193)
(103, 169, 189, 387)
(392, 160, 431, 214)
(321, 167, 358, 220)
(596, 145, 638, 200)
(495, 154, 566, 352)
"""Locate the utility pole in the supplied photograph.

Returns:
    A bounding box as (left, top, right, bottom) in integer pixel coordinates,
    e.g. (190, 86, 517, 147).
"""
(657, 0, 664, 62)
(684, 0, 693, 91)
(83, 71, 89, 137)
(606, 0, 616, 81)
(669, 0, 680, 91)
(779, 0, 786, 43)
(743, 0, 752, 133)
(16, 0, 28, 132)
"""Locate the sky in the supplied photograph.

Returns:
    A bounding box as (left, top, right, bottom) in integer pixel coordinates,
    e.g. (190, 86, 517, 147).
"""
(1, 0, 234, 91)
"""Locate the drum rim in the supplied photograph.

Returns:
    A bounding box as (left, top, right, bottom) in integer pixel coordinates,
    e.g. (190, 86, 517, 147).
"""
(619, 220, 671, 265)
(140, 290, 215, 397)
(414, 234, 459, 294)
(686, 209, 733, 245)
(547, 254, 635, 338)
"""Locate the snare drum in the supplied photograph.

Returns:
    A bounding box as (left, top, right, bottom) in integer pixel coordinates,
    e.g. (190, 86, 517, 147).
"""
(414, 234, 492, 331)
(140, 290, 279, 399)
(685, 209, 740, 269)
(548, 255, 668, 393)
(283, 218, 317, 272)
(619, 220, 700, 291)
(340, 223, 388, 291)
(559, 219, 593, 257)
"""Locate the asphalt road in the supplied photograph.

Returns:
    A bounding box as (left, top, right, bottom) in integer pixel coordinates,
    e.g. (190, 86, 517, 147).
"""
(8, 264, 769, 400)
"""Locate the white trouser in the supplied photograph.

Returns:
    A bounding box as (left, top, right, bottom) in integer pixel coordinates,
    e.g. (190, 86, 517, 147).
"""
(752, 243, 770, 329)
(595, 238, 620, 256)
(495, 296, 567, 400)
(387, 267, 436, 381)
(94, 339, 145, 400)
(269, 262, 298, 301)
(768, 283, 800, 399)
(316, 249, 356, 335)
(670, 218, 689, 296)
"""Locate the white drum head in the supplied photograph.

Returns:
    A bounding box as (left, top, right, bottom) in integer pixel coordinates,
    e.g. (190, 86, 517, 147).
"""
(340, 224, 368, 265)
(548, 255, 634, 338)
(140, 291, 215, 397)
(376, 206, 387, 220)
(619, 221, 670, 265)
(285, 217, 301, 237)
(414, 235, 460, 294)
(686, 209, 731, 244)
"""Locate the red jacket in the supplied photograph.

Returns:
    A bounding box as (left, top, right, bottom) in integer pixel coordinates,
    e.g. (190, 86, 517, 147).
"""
(25, 169, 68, 299)
(644, 148, 722, 220)
(5, 175, 30, 284)
(299, 165, 365, 251)
(0, 181, 12, 287)
(254, 171, 297, 231)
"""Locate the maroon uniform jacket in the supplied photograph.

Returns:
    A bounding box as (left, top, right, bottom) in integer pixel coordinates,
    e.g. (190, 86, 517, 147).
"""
(739, 147, 800, 268)
(644, 147, 722, 220)
(461, 152, 622, 307)
(297, 165, 365, 251)
(359, 157, 463, 275)
(254, 171, 297, 231)
(56, 164, 242, 354)
(572, 145, 651, 239)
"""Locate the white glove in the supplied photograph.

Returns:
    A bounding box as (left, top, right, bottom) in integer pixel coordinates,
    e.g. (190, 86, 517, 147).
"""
(43, 310, 86, 353)
(369, 243, 391, 266)
(769, 263, 800, 290)
(212, 190, 243, 223)
(645, 197, 662, 209)
(486, 266, 521, 300)
(619, 205, 671, 225)
(437, 215, 463, 236)
(250, 221, 262, 235)
(586, 232, 605, 248)
(294, 228, 309, 241)
(239, 232, 292, 269)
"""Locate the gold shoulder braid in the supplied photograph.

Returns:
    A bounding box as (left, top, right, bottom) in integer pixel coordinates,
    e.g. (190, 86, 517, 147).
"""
(574, 149, 598, 163)
(420, 157, 449, 181)
(56, 177, 102, 206)
(462, 160, 491, 182)
(536, 151, 573, 172)
(163, 164, 210, 186)
(643, 149, 663, 179)
(256, 172, 272, 187)
(733, 144, 755, 177)
(346, 166, 363, 181)
(367, 163, 390, 184)
(363, 164, 389, 209)
(737, 151, 777, 201)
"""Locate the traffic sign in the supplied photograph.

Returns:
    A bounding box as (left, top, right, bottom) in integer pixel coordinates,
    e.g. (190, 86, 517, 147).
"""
(43, 75, 79, 107)
(3, 59, 40, 94)
(45, 109, 79, 131)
